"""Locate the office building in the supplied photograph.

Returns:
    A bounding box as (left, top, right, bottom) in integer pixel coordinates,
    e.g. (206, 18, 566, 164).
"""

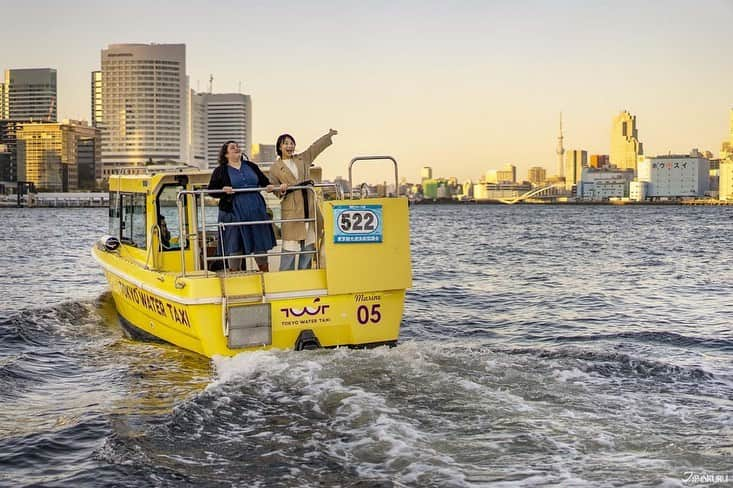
(564, 149, 587, 190)
(252, 143, 277, 163)
(589, 154, 610, 169)
(91, 71, 102, 127)
(421, 166, 432, 181)
(637, 153, 709, 199)
(16, 120, 100, 191)
(0, 82, 6, 119)
(610, 110, 643, 172)
(496, 164, 516, 183)
(191, 92, 252, 169)
(1, 68, 57, 121)
(0, 144, 10, 183)
(0, 119, 31, 182)
(528, 166, 547, 186)
(190, 90, 207, 168)
(97, 44, 189, 174)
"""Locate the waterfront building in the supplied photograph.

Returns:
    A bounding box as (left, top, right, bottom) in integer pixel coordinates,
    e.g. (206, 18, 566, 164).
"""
(192, 92, 251, 168)
(528, 166, 547, 186)
(610, 110, 643, 172)
(637, 153, 709, 199)
(629, 181, 647, 201)
(564, 149, 587, 191)
(2, 68, 57, 121)
(720, 160, 733, 201)
(422, 179, 439, 199)
(97, 44, 189, 175)
(473, 182, 532, 201)
(589, 154, 610, 168)
(16, 120, 101, 191)
(252, 143, 277, 163)
(0, 119, 33, 182)
(421, 166, 432, 181)
(0, 144, 10, 184)
(578, 168, 634, 200)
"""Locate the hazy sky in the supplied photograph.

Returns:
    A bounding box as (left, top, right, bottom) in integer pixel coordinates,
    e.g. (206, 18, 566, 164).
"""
(2, 0, 732, 182)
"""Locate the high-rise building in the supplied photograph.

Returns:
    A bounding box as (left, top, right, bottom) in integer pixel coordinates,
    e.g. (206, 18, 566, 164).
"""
(528, 166, 547, 186)
(421, 166, 432, 181)
(0, 144, 11, 182)
(91, 71, 102, 127)
(610, 110, 643, 172)
(496, 164, 516, 183)
(589, 154, 610, 168)
(190, 90, 207, 168)
(97, 44, 189, 174)
(252, 143, 277, 163)
(0, 82, 6, 119)
(16, 120, 100, 191)
(565, 149, 587, 190)
(0, 119, 31, 182)
(3, 68, 57, 121)
(204, 93, 251, 167)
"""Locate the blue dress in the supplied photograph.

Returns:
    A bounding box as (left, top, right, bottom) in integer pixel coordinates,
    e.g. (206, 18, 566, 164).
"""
(219, 164, 276, 257)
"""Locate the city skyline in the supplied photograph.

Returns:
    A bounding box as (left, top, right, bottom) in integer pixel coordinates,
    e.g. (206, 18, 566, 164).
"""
(1, 0, 732, 182)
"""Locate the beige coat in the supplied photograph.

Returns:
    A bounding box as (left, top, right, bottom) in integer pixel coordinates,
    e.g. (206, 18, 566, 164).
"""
(269, 132, 333, 241)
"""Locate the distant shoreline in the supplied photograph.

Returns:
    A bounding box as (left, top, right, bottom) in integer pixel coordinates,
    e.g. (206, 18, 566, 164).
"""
(413, 198, 733, 206)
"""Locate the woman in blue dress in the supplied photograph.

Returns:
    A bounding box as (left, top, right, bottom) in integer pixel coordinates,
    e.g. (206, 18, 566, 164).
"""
(208, 140, 276, 272)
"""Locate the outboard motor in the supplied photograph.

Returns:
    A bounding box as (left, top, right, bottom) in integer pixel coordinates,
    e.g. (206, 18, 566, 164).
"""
(294, 330, 321, 351)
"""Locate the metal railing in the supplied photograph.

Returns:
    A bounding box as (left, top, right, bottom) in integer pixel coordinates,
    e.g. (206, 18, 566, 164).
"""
(175, 183, 340, 277)
(348, 156, 400, 198)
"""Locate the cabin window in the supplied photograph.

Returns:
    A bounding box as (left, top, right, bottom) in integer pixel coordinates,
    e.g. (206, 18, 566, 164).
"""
(120, 193, 147, 249)
(157, 184, 188, 251)
(108, 192, 121, 237)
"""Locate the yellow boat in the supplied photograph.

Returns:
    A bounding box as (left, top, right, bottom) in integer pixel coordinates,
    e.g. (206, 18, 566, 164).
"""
(92, 156, 411, 358)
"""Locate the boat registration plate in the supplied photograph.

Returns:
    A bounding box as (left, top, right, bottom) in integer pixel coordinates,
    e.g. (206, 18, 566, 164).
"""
(333, 204, 383, 243)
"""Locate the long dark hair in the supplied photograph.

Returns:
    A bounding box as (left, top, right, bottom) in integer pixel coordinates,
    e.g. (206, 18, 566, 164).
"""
(276, 134, 295, 158)
(218, 140, 249, 166)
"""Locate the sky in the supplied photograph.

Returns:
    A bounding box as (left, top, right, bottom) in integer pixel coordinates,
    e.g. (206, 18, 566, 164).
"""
(1, 0, 732, 183)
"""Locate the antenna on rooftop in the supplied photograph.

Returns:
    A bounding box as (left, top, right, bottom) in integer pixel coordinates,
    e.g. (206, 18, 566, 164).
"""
(208, 74, 213, 94)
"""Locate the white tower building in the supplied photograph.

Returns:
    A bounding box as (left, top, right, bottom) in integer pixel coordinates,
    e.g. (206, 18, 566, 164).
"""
(98, 44, 189, 173)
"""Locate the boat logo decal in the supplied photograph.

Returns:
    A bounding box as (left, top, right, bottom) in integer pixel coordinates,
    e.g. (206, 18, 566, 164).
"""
(280, 297, 330, 319)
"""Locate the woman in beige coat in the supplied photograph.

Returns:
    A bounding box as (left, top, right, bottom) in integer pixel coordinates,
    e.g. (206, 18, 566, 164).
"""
(269, 129, 337, 270)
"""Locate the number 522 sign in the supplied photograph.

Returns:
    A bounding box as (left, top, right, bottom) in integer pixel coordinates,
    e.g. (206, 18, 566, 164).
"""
(333, 205, 383, 243)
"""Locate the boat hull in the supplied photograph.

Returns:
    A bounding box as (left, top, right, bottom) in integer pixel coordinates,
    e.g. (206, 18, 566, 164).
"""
(99, 260, 404, 358)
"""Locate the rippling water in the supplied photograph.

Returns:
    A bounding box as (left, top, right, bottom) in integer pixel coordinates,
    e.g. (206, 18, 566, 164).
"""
(1, 205, 732, 487)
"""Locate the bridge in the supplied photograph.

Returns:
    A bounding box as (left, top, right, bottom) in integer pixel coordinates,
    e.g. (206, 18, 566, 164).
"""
(497, 183, 566, 204)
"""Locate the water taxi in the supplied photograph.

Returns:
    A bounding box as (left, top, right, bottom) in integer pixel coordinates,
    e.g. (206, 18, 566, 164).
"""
(92, 157, 411, 358)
